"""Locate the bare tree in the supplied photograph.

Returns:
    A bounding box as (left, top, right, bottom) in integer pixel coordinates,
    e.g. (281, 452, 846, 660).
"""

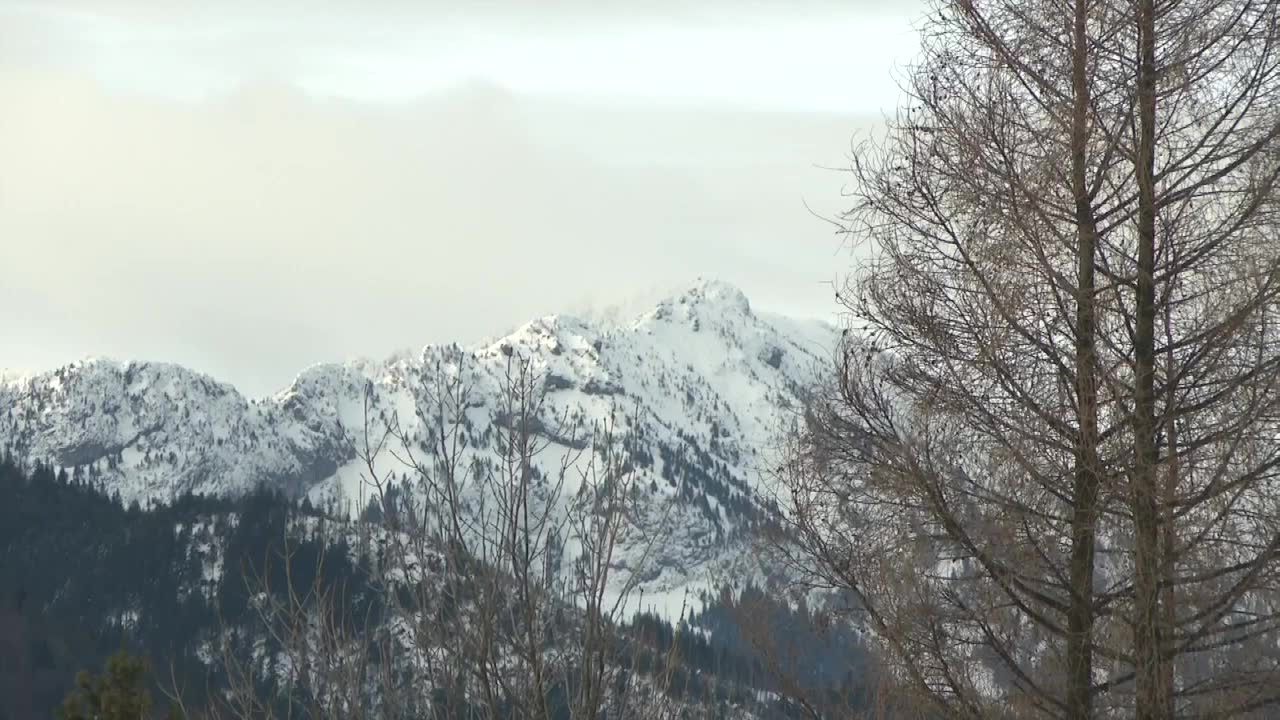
(186, 347, 706, 718)
(780, 0, 1280, 717)
(565, 409, 664, 720)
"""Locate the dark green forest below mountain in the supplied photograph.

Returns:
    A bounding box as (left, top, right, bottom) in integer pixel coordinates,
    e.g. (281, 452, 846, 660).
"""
(0, 455, 875, 719)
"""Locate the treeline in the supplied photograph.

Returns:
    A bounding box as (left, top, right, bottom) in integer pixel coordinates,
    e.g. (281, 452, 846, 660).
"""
(0, 454, 372, 720)
(0, 455, 877, 719)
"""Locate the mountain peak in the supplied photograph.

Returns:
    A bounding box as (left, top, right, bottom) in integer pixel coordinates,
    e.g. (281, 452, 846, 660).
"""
(0, 284, 838, 608)
(679, 277, 752, 313)
(638, 278, 755, 330)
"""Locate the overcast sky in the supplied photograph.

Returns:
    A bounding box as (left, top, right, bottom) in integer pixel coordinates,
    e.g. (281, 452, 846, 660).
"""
(0, 0, 924, 396)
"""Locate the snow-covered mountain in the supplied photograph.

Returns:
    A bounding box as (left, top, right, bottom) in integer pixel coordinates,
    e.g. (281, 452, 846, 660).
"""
(0, 279, 834, 607)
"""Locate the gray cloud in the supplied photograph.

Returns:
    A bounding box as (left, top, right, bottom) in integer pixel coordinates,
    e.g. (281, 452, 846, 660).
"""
(0, 67, 881, 395)
(3, 1, 919, 22)
(0, 1, 924, 109)
(0, 2, 919, 395)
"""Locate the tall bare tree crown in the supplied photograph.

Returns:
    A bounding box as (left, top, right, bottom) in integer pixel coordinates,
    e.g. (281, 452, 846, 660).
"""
(782, 0, 1280, 716)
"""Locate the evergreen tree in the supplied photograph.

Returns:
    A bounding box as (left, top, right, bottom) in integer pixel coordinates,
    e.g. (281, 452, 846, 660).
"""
(58, 651, 180, 720)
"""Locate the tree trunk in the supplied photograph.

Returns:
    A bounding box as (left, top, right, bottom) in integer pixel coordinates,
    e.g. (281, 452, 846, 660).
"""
(1067, 1, 1100, 717)
(1133, 0, 1164, 715)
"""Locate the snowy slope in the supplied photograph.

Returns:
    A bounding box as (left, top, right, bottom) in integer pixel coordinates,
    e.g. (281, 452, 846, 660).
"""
(0, 279, 835, 607)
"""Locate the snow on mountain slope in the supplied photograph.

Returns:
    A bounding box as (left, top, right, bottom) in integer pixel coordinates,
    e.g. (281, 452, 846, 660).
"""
(0, 279, 835, 607)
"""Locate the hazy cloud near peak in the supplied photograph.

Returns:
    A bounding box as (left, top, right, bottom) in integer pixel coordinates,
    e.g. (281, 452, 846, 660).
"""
(0, 66, 874, 395)
(0, 2, 920, 396)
